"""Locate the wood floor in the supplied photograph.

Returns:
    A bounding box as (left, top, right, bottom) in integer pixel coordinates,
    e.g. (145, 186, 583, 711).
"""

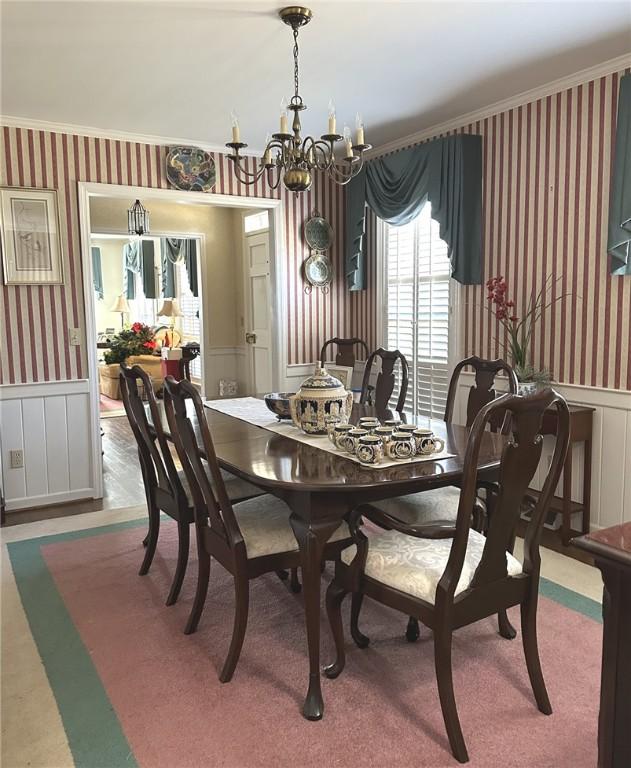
(4, 416, 146, 526)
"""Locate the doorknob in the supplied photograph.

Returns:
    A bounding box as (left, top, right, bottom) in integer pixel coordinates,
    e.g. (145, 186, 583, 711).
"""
(245, 332, 257, 344)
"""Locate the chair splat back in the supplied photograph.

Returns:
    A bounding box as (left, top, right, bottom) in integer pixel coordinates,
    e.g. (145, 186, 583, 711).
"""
(319, 337, 369, 368)
(360, 348, 409, 413)
(119, 364, 186, 502)
(162, 377, 244, 549)
(441, 389, 569, 600)
(444, 356, 518, 434)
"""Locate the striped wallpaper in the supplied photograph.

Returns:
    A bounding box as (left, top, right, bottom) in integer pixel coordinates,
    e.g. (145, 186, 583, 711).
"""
(0, 128, 349, 383)
(353, 69, 631, 392)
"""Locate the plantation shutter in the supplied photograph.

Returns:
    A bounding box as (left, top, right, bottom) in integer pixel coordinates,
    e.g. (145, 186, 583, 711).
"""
(384, 202, 451, 418)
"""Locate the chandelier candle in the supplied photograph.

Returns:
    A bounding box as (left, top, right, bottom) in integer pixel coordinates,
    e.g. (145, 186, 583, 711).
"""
(225, 6, 371, 193)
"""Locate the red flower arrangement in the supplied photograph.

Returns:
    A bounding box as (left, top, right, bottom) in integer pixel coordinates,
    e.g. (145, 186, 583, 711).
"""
(486, 275, 566, 384)
(103, 322, 156, 365)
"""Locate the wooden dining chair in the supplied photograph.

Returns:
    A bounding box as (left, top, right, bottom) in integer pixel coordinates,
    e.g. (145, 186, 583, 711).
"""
(319, 337, 369, 368)
(324, 389, 570, 764)
(119, 364, 261, 607)
(359, 347, 409, 413)
(162, 376, 353, 682)
(365, 356, 519, 640)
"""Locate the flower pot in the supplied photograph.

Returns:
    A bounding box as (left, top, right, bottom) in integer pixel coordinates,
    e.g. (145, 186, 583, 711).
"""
(517, 381, 538, 396)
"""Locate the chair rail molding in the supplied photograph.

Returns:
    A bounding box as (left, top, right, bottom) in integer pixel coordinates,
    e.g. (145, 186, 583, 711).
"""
(455, 371, 631, 528)
(0, 379, 94, 511)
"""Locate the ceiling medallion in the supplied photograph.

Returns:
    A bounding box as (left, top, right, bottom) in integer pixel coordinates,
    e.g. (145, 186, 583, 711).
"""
(225, 6, 371, 193)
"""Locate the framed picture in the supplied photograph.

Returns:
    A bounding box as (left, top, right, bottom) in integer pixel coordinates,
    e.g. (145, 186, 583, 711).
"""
(0, 187, 63, 284)
(327, 364, 354, 390)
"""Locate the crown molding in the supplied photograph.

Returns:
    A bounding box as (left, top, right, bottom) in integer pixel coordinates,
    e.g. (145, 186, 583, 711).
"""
(368, 52, 631, 158)
(0, 115, 264, 157)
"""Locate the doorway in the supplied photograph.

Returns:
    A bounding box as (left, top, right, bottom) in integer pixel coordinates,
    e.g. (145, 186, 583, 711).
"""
(242, 210, 273, 394)
(78, 183, 284, 501)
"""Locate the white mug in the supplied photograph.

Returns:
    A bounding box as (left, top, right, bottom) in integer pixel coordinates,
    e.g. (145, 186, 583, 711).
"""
(413, 428, 446, 456)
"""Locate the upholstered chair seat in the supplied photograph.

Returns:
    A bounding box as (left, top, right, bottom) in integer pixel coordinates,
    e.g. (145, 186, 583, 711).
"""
(369, 486, 464, 526)
(341, 527, 521, 605)
(176, 468, 260, 504)
(232, 494, 350, 559)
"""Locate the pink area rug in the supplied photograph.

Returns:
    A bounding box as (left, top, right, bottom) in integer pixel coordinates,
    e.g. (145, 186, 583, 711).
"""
(41, 521, 600, 768)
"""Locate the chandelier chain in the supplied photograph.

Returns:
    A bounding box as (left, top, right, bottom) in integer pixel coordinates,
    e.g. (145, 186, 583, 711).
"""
(293, 27, 300, 99)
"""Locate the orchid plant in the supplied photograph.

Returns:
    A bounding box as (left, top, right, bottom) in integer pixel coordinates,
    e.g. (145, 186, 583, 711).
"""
(486, 275, 567, 384)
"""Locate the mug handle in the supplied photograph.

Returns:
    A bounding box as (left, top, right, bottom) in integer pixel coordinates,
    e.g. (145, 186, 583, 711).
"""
(433, 437, 445, 453)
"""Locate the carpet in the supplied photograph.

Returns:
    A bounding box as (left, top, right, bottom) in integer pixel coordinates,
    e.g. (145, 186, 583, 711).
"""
(100, 393, 126, 418)
(3, 516, 602, 768)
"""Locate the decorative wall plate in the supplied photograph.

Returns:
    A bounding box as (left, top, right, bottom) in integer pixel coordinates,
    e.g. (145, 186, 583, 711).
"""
(303, 251, 333, 294)
(166, 146, 216, 192)
(304, 213, 334, 251)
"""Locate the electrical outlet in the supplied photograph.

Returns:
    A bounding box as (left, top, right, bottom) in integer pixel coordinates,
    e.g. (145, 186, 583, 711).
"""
(10, 449, 24, 469)
(69, 327, 81, 346)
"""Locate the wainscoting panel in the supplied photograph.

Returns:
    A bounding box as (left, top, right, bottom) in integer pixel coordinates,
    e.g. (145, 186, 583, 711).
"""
(204, 347, 248, 399)
(455, 373, 631, 528)
(0, 380, 95, 511)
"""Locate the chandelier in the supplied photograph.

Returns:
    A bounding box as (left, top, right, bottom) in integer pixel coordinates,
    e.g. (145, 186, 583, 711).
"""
(127, 199, 149, 236)
(226, 6, 371, 193)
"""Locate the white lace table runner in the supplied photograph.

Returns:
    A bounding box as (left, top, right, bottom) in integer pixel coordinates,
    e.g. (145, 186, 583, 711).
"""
(204, 397, 455, 469)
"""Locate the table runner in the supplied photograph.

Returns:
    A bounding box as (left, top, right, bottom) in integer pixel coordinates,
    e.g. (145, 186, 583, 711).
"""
(204, 397, 456, 469)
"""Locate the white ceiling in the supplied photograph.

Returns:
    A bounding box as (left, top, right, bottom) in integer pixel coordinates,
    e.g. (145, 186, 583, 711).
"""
(2, 1, 630, 151)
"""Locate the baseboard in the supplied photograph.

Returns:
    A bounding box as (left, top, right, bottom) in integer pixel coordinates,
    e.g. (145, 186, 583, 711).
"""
(6, 488, 97, 512)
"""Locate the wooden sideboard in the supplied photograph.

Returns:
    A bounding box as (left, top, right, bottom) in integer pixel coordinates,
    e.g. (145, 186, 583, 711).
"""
(574, 524, 631, 768)
(524, 404, 594, 546)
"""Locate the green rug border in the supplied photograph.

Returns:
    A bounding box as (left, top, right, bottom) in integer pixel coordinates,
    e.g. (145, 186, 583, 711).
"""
(6, 517, 603, 768)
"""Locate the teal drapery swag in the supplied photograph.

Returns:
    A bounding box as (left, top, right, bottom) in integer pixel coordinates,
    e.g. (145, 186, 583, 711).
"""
(160, 238, 198, 298)
(123, 240, 156, 299)
(608, 72, 631, 276)
(346, 133, 483, 289)
(91, 246, 103, 300)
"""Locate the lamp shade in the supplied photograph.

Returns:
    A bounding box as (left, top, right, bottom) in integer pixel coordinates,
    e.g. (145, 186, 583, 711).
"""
(110, 294, 131, 313)
(157, 299, 183, 318)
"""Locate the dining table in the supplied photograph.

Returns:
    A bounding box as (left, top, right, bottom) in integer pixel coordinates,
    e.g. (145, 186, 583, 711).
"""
(151, 396, 507, 721)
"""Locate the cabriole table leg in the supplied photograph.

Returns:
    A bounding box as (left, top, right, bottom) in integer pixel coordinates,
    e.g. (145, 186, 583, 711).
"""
(289, 503, 346, 721)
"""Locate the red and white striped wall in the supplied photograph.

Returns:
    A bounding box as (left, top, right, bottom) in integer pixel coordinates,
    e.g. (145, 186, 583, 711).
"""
(0, 129, 350, 384)
(353, 69, 631, 392)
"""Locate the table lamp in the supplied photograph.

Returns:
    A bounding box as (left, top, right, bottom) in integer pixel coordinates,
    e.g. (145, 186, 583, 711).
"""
(157, 299, 183, 330)
(110, 294, 131, 329)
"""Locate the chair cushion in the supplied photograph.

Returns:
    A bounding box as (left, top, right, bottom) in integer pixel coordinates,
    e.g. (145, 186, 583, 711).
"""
(370, 486, 462, 526)
(341, 528, 521, 605)
(177, 468, 262, 503)
(233, 494, 351, 559)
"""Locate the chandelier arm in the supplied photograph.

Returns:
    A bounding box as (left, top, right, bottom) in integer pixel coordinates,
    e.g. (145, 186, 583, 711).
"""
(232, 157, 266, 184)
(312, 140, 336, 169)
(326, 159, 362, 186)
(266, 165, 283, 190)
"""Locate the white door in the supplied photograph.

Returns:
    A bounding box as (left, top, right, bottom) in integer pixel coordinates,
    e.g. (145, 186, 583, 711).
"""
(244, 230, 273, 393)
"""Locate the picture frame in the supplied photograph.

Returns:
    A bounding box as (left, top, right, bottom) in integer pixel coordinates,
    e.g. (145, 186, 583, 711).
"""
(0, 187, 64, 284)
(327, 364, 354, 390)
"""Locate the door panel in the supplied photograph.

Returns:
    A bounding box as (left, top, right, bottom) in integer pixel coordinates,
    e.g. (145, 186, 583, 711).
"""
(245, 230, 273, 393)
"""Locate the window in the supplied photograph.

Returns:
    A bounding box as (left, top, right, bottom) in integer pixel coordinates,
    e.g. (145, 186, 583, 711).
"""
(382, 202, 452, 418)
(130, 271, 157, 328)
(175, 260, 201, 381)
(244, 210, 269, 233)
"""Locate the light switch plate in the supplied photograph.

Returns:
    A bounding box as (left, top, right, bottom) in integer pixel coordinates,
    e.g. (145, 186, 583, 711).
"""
(10, 449, 24, 469)
(69, 328, 81, 345)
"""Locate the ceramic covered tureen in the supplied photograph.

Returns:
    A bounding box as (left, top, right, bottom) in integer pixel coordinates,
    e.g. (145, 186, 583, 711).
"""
(290, 363, 353, 435)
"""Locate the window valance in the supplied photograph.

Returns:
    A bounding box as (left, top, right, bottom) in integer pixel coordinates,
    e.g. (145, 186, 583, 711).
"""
(608, 72, 631, 276)
(346, 133, 483, 289)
